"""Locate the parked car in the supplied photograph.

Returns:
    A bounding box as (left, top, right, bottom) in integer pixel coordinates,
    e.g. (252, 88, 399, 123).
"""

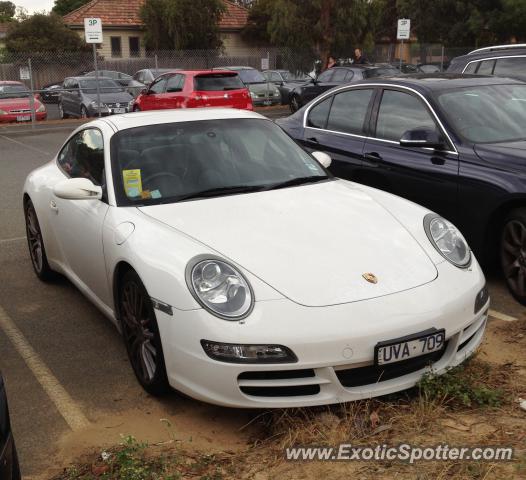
(214, 66, 281, 106)
(84, 70, 133, 87)
(0, 373, 21, 480)
(127, 68, 177, 98)
(448, 44, 526, 81)
(263, 69, 310, 104)
(40, 82, 62, 103)
(23, 108, 488, 407)
(58, 76, 134, 119)
(288, 64, 400, 112)
(132, 70, 253, 111)
(277, 74, 526, 304)
(0, 81, 47, 123)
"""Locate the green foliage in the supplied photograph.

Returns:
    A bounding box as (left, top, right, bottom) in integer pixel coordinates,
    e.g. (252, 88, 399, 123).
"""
(52, 0, 91, 16)
(0, 1, 15, 21)
(140, 0, 226, 51)
(418, 363, 502, 408)
(5, 13, 88, 53)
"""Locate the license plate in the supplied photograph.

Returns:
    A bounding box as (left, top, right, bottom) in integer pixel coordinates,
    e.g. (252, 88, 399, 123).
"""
(263, 100, 272, 106)
(375, 329, 445, 365)
(112, 108, 126, 114)
(16, 115, 31, 122)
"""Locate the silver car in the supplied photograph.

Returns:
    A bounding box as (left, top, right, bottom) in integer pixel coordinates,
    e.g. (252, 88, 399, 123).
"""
(58, 76, 134, 119)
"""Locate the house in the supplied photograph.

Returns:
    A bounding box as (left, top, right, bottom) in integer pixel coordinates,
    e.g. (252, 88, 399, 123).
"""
(63, 0, 251, 59)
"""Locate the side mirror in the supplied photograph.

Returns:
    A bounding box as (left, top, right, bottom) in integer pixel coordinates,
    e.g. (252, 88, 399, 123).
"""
(312, 151, 332, 168)
(53, 177, 102, 200)
(399, 127, 445, 149)
(140, 88, 148, 95)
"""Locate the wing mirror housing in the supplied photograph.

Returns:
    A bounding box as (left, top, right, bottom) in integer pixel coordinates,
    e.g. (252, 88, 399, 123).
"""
(312, 151, 332, 168)
(399, 127, 445, 149)
(53, 178, 102, 200)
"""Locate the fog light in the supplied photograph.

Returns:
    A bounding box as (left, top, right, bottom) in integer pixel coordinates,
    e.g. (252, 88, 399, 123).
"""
(474, 284, 489, 314)
(201, 340, 297, 364)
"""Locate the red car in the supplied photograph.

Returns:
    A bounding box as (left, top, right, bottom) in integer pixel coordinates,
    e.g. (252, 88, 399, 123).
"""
(132, 70, 253, 112)
(0, 81, 47, 123)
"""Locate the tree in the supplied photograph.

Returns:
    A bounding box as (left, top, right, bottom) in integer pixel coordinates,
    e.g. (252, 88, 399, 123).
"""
(140, 0, 226, 51)
(0, 1, 15, 21)
(52, 0, 91, 16)
(5, 13, 88, 53)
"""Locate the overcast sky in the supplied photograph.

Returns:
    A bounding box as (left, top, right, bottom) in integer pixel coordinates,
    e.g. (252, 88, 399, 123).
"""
(17, 0, 55, 14)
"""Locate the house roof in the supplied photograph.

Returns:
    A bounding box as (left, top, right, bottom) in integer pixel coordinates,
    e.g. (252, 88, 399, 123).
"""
(0, 23, 10, 39)
(63, 0, 248, 30)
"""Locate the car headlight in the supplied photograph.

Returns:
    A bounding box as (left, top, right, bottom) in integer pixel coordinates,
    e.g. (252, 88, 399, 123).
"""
(274, 88, 280, 95)
(186, 256, 254, 319)
(36, 103, 45, 113)
(424, 214, 471, 268)
(250, 91, 257, 98)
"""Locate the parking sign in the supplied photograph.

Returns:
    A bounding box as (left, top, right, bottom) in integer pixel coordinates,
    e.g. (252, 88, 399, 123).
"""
(84, 18, 103, 43)
(397, 19, 411, 40)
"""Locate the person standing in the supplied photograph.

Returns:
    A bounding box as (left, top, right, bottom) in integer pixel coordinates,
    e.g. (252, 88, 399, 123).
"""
(326, 55, 339, 70)
(354, 48, 368, 64)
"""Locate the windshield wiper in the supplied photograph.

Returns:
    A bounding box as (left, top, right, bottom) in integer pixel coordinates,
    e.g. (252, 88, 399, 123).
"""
(174, 185, 266, 202)
(263, 176, 329, 191)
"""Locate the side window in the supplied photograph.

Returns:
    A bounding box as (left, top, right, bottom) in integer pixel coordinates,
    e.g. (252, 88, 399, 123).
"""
(271, 72, 281, 82)
(326, 89, 373, 135)
(57, 129, 105, 185)
(317, 70, 333, 82)
(494, 57, 526, 77)
(149, 76, 167, 94)
(375, 90, 438, 142)
(331, 69, 348, 82)
(166, 74, 183, 92)
(463, 62, 478, 74)
(476, 59, 495, 75)
(307, 96, 332, 129)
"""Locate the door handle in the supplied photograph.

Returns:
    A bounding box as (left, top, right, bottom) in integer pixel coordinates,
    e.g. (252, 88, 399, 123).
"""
(50, 200, 58, 213)
(431, 156, 446, 165)
(364, 152, 383, 163)
(306, 136, 319, 144)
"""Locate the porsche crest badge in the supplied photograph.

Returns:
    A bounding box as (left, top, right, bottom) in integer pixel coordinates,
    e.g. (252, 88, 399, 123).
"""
(362, 273, 378, 284)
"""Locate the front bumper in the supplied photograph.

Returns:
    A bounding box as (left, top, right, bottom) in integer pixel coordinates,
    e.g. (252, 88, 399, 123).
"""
(87, 105, 129, 117)
(156, 259, 488, 408)
(251, 96, 281, 106)
(0, 112, 46, 123)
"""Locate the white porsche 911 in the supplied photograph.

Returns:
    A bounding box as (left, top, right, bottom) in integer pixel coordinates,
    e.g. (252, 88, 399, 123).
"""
(23, 109, 489, 408)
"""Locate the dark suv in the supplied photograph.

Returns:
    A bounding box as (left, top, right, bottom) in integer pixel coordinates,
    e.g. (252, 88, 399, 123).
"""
(448, 44, 526, 81)
(289, 64, 400, 112)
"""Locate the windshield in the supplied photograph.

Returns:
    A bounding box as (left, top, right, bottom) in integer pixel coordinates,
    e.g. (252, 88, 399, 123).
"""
(237, 69, 266, 84)
(111, 118, 329, 206)
(363, 67, 400, 79)
(79, 79, 123, 93)
(0, 84, 29, 99)
(194, 74, 244, 91)
(281, 71, 309, 81)
(437, 84, 526, 143)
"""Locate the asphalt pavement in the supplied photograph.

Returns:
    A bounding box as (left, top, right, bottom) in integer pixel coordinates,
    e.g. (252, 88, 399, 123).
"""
(0, 117, 523, 478)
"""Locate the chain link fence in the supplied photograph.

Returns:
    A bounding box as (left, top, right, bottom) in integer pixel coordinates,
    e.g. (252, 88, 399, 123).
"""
(0, 44, 475, 126)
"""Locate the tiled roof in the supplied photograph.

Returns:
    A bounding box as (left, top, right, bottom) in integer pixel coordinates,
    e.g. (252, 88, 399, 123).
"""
(63, 0, 248, 30)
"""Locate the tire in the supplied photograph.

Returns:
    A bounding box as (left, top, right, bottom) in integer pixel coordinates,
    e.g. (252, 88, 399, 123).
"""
(118, 269, 170, 396)
(500, 208, 526, 305)
(24, 198, 55, 282)
(58, 102, 68, 119)
(290, 94, 301, 113)
(133, 105, 141, 112)
(80, 105, 89, 119)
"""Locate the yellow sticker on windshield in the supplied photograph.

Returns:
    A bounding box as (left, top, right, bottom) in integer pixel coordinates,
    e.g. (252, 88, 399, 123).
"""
(123, 169, 143, 198)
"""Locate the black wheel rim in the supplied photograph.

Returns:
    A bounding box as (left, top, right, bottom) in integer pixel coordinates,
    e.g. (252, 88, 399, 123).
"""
(121, 281, 158, 383)
(26, 204, 43, 273)
(59, 104, 63, 118)
(291, 97, 299, 111)
(502, 219, 526, 298)
(81, 108, 87, 118)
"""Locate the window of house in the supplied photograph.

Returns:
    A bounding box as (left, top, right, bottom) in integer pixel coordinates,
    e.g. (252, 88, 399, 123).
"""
(110, 37, 122, 58)
(129, 37, 140, 57)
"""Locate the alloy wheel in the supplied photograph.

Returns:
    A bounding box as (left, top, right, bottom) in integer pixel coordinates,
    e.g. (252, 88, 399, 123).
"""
(501, 219, 526, 301)
(121, 279, 158, 384)
(290, 96, 300, 113)
(25, 203, 43, 274)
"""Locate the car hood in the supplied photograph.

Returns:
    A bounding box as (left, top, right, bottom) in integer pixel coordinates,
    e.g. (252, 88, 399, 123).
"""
(84, 91, 133, 102)
(474, 141, 526, 171)
(0, 97, 34, 110)
(139, 180, 437, 307)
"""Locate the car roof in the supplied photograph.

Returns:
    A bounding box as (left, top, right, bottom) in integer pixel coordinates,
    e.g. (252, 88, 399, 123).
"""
(453, 47, 526, 64)
(99, 107, 265, 132)
(0, 80, 24, 85)
(353, 73, 525, 93)
(67, 76, 115, 81)
(215, 66, 255, 71)
(158, 69, 239, 76)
